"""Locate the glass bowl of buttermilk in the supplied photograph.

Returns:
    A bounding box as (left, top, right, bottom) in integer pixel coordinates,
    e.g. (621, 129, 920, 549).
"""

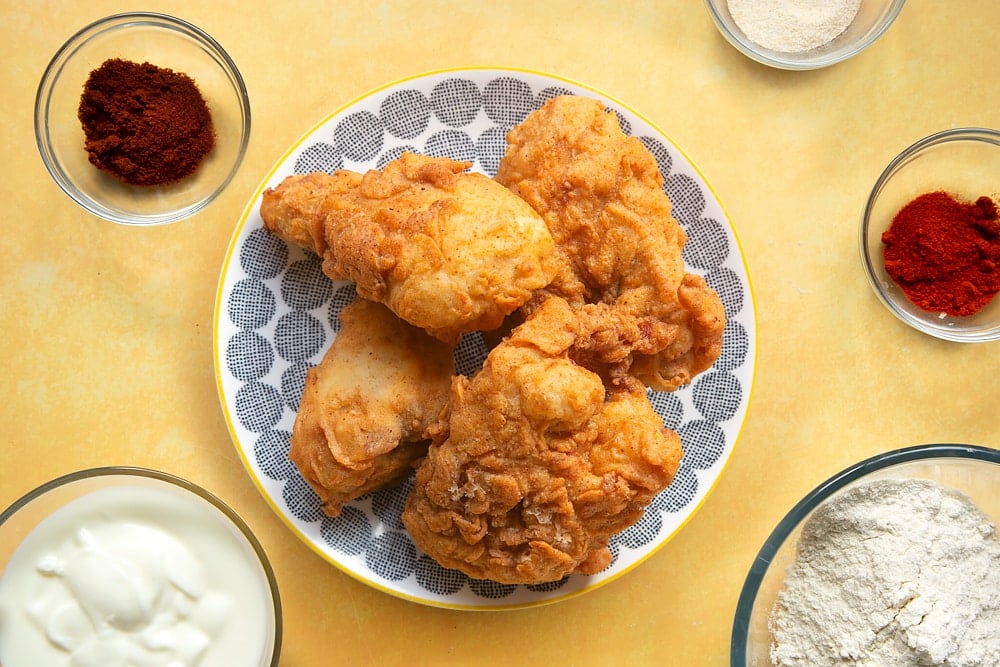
(703, 0, 906, 70)
(731, 444, 1000, 666)
(35, 12, 251, 225)
(859, 127, 1000, 342)
(0, 467, 281, 666)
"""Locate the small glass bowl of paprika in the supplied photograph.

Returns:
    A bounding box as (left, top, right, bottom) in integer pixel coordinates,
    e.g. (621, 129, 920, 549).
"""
(860, 127, 1000, 342)
(35, 12, 251, 226)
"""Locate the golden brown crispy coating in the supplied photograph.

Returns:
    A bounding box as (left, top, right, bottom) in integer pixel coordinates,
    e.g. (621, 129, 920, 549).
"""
(495, 95, 725, 391)
(496, 95, 685, 310)
(260, 152, 558, 343)
(629, 273, 726, 390)
(402, 297, 683, 584)
(290, 298, 454, 517)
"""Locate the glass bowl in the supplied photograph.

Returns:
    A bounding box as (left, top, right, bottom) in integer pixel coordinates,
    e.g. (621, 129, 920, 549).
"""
(0, 467, 281, 666)
(731, 444, 1000, 666)
(859, 128, 1000, 342)
(704, 0, 905, 70)
(35, 12, 251, 225)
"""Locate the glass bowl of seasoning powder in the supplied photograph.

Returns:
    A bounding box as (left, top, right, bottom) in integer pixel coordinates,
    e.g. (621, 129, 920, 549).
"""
(0, 467, 282, 666)
(732, 443, 1000, 667)
(704, 0, 905, 70)
(35, 12, 251, 226)
(860, 128, 1000, 342)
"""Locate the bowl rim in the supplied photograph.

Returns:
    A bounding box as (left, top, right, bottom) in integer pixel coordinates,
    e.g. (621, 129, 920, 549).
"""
(0, 465, 282, 665)
(703, 0, 907, 70)
(730, 442, 1000, 664)
(33, 11, 252, 226)
(858, 126, 1000, 343)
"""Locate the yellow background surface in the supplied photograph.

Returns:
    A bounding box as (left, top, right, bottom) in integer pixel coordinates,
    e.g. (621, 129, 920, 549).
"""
(2, 1, 998, 664)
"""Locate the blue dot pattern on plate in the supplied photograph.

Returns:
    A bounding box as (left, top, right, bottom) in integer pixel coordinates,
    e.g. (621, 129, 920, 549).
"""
(218, 71, 754, 608)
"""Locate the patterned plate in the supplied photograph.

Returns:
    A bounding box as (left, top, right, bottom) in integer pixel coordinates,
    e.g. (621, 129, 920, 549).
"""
(214, 68, 756, 610)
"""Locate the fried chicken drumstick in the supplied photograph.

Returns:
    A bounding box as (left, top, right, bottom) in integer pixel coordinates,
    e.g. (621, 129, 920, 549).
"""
(260, 152, 557, 343)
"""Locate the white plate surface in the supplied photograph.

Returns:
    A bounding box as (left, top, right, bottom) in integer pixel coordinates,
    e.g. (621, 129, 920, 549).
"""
(214, 68, 756, 609)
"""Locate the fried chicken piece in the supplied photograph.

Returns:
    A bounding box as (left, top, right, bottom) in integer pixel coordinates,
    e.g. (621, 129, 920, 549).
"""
(629, 273, 726, 390)
(260, 152, 558, 343)
(496, 96, 685, 309)
(402, 297, 682, 584)
(290, 297, 454, 517)
(495, 95, 725, 391)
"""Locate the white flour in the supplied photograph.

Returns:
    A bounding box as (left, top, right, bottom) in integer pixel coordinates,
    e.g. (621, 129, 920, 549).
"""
(727, 0, 861, 53)
(769, 478, 1000, 667)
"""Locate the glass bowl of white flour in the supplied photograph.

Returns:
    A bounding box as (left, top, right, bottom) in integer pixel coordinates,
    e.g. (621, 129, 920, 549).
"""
(704, 0, 905, 70)
(731, 444, 1000, 666)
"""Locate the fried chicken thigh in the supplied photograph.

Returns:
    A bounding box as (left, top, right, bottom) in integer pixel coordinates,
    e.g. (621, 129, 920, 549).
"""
(402, 297, 683, 584)
(495, 96, 725, 390)
(291, 298, 454, 516)
(260, 152, 557, 342)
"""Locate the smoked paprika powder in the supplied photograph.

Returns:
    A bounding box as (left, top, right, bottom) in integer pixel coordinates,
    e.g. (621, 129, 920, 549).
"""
(881, 191, 1000, 317)
(78, 58, 215, 186)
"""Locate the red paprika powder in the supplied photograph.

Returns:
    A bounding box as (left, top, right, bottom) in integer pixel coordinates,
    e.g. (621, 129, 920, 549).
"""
(881, 191, 1000, 317)
(78, 58, 215, 186)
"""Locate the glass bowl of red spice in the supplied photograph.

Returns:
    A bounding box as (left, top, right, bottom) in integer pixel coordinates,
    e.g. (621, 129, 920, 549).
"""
(860, 127, 1000, 342)
(35, 12, 250, 226)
